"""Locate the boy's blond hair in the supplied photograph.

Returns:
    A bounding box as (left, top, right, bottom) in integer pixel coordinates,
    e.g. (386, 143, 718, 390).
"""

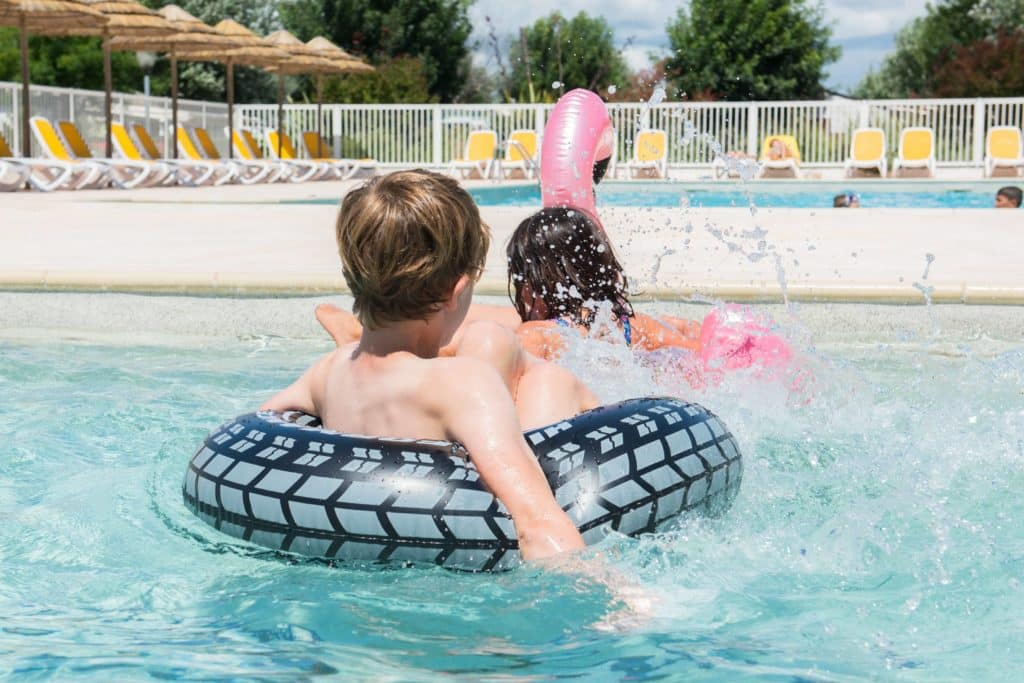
(336, 170, 491, 329)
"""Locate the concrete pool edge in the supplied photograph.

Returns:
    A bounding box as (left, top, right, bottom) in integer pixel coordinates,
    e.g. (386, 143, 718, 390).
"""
(2, 270, 1024, 305)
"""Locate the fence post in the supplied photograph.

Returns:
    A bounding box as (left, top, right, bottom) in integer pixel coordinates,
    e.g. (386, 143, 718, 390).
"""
(746, 103, 758, 156)
(163, 98, 170, 158)
(12, 85, 20, 154)
(432, 104, 443, 167)
(858, 102, 870, 129)
(332, 105, 342, 157)
(972, 98, 985, 166)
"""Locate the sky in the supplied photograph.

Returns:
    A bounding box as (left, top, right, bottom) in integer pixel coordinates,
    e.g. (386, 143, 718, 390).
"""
(468, 0, 931, 93)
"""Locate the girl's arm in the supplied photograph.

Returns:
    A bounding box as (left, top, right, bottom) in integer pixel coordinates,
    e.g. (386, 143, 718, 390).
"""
(630, 313, 701, 353)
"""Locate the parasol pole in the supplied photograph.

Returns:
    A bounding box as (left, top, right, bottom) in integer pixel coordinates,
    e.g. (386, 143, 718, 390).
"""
(277, 72, 284, 158)
(171, 47, 178, 159)
(226, 59, 234, 159)
(19, 13, 30, 157)
(316, 73, 324, 157)
(103, 30, 113, 158)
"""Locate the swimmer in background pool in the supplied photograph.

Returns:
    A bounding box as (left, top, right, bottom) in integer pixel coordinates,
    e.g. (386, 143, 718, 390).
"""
(995, 186, 1021, 208)
(833, 192, 860, 208)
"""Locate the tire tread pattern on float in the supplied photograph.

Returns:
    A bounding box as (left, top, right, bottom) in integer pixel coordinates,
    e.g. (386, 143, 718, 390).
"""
(183, 398, 743, 571)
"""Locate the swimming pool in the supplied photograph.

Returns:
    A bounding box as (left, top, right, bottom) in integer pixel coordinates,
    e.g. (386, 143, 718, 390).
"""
(2, 295, 1022, 680)
(468, 180, 1010, 209)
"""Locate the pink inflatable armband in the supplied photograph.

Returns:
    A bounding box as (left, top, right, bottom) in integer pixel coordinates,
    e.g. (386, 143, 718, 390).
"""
(541, 89, 615, 219)
(698, 305, 793, 373)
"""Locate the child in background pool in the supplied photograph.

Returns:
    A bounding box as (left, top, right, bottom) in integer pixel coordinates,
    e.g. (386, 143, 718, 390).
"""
(833, 192, 860, 208)
(995, 186, 1021, 208)
(262, 170, 597, 561)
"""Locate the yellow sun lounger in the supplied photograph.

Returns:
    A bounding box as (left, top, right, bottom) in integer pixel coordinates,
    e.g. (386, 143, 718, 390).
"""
(759, 135, 801, 178)
(229, 129, 291, 183)
(301, 131, 377, 180)
(118, 124, 221, 187)
(450, 130, 497, 179)
(500, 129, 539, 180)
(0, 133, 30, 191)
(56, 119, 173, 189)
(1, 129, 106, 192)
(984, 126, 1023, 177)
(107, 123, 181, 185)
(844, 128, 887, 178)
(264, 130, 335, 183)
(892, 127, 935, 177)
(623, 129, 668, 179)
(176, 127, 237, 186)
(193, 127, 276, 185)
(28, 117, 110, 190)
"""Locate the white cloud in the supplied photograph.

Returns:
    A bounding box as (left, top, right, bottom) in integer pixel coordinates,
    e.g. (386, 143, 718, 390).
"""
(826, 0, 929, 39)
(469, 1, 931, 91)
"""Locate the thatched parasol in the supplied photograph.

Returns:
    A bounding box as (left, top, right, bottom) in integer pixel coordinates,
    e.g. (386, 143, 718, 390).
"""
(75, 1, 175, 158)
(264, 30, 371, 158)
(176, 19, 289, 159)
(0, 0, 108, 156)
(110, 4, 242, 158)
(303, 37, 373, 157)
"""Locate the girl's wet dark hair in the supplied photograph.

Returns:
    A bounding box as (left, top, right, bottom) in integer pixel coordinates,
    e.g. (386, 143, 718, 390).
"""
(506, 207, 634, 327)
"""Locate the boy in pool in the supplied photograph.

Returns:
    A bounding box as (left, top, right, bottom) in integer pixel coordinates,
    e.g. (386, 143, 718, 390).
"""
(262, 170, 597, 562)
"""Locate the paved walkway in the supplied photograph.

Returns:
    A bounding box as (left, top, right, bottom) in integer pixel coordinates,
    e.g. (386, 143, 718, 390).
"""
(0, 180, 1021, 303)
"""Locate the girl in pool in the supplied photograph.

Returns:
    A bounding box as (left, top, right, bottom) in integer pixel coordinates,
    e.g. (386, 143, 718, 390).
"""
(504, 207, 701, 359)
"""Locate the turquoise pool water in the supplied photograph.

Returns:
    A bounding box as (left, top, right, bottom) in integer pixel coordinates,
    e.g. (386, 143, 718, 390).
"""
(466, 182, 1007, 209)
(2, 320, 1022, 680)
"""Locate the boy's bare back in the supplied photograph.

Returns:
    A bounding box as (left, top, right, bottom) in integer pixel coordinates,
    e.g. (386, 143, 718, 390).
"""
(267, 343, 519, 444)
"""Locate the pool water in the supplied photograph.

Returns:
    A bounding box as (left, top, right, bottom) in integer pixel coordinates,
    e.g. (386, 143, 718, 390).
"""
(466, 182, 1003, 209)
(2, 317, 1022, 680)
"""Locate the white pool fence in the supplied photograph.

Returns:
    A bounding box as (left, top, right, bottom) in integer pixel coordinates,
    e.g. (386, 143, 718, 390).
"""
(2, 81, 1023, 171)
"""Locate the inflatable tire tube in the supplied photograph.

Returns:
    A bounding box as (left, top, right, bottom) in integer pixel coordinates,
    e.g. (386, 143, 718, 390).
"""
(183, 397, 743, 571)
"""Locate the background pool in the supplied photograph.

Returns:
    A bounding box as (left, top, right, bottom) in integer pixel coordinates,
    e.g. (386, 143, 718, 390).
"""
(467, 181, 1010, 209)
(1, 302, 1022, 680)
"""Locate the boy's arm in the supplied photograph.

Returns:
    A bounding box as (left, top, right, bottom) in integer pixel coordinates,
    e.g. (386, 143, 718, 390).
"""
(436, 359, 585, 560)
(260, 353, 331, 414)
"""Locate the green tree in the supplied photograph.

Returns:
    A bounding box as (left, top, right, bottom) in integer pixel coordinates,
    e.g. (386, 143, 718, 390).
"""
(280, 0, 474, 103)
(854, 0, 1023, 98)
(665, 0, 839, 101)
(321, 55, 434, 104)
(0, 30, 144, 92)
(505, 12, 628, 103)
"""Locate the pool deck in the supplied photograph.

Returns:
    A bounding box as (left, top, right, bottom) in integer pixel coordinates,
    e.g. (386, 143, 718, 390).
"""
(1, 179, 1022, 304)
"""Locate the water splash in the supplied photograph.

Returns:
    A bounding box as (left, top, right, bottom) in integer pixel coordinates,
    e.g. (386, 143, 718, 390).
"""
(912, 253, 939, 335)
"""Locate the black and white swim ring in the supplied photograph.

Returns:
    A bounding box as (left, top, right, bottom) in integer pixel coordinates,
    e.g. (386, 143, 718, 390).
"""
(183, 397, 743, 571)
